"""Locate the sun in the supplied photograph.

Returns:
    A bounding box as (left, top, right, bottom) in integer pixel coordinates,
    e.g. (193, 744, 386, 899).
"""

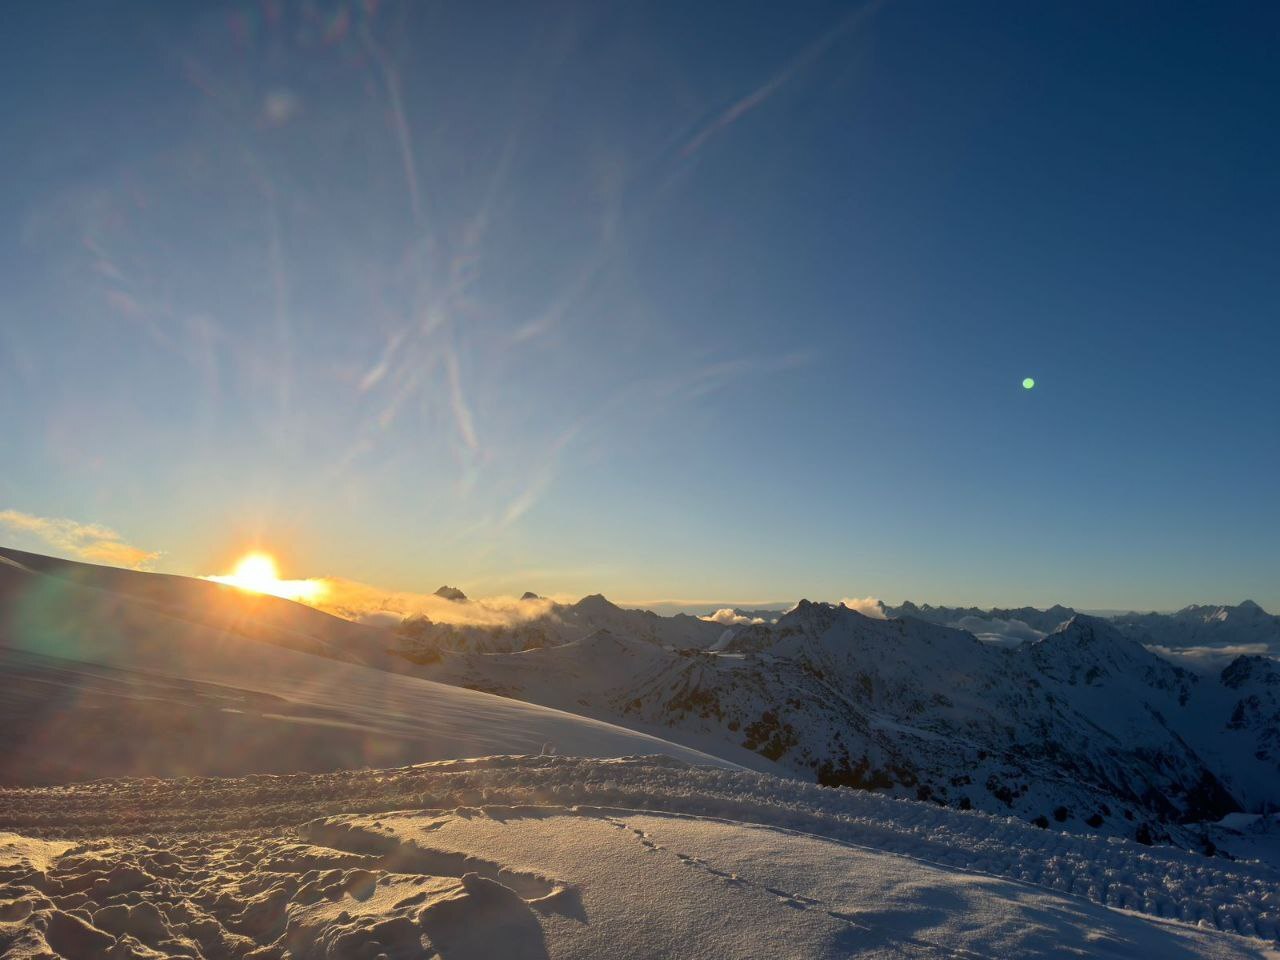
(206, 551, 326, 603)
(232, 552, 281, 588)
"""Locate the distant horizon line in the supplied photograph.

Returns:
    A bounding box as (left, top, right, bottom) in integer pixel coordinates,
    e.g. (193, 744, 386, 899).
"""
(2, 542, 1269, 619)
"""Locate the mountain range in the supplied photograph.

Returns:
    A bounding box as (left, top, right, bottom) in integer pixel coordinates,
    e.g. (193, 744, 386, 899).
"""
(401, 595, 1280, 851)
(883, 599, 1280, 654)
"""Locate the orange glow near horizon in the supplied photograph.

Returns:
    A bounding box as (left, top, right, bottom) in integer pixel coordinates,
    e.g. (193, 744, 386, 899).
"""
(206, 551, 327, 603)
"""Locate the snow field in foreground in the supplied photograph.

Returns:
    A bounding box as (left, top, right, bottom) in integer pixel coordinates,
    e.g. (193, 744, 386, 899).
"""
(0, 756, 1278, 957)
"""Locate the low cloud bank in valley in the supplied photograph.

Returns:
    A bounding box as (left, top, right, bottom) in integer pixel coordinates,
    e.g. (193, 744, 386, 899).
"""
(313, 577, 566, 628)
(1146, 643, 1276, 673)
(950, 615, 1046, 647)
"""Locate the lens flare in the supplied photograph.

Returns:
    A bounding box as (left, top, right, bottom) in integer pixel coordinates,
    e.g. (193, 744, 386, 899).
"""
(206, 551, 326, 602)
(1022, 377, 1035, 390)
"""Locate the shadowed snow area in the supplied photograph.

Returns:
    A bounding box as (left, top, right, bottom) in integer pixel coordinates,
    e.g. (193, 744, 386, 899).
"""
(1, 757, 1278, 958)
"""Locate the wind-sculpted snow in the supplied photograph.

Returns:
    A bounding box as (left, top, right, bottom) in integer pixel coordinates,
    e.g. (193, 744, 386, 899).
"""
(0, 757, 1276, 958)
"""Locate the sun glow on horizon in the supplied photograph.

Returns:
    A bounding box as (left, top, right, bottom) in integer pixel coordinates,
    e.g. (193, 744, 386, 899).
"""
(206, 551, 327, 603)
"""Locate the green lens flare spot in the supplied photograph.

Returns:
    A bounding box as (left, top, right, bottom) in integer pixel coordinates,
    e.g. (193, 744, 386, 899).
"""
(1022, 377, 1035, 390)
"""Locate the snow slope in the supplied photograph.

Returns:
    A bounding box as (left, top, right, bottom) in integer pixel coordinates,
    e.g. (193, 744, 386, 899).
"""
(0, 551, 731, 784)
(1, 757, 1276, 958)
(0, 547, 398, 670)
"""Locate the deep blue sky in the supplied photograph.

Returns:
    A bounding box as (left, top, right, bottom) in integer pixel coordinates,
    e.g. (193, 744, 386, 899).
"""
(1, 0, 1276, 610)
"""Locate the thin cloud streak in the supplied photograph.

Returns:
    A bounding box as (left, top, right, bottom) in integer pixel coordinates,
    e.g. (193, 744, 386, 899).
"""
(0, 509, 160, 570)
(362, 25, 424, 225)
(445, 349, 480, 452)
(683, 0, 886, 157)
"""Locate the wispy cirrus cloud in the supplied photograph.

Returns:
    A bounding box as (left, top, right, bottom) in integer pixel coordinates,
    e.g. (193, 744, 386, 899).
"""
(682, 0, 886, 157)
(0, 509, 161, 569)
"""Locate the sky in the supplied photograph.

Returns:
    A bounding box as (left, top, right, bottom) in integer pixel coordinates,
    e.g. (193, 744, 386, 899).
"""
(1, 0, 1277, 614)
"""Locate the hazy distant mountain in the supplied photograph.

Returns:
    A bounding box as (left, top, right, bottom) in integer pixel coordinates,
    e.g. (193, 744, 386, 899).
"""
(1112, 601, 1280, 653)
(880, 600, 1280, 656)
(911, 602, 1079, 635)
(884, 601, 1079, 646)
(395, 592, 725, 660)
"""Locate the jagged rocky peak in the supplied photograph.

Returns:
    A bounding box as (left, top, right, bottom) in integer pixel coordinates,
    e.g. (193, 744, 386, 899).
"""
(837, 598, 889, 618)
(1024, 615, 1117, 665)
(575, 593, 620, 612)
(433, 585, 467, 602)
(1042, 603, 1076, 624)
(776, 599, 862, 636)
(1173, 600, 1271, 621)
(1054, 614, 1111, 644)
(520, 591, 542, 601)
(1029, 614, 1194, 690)
(777, 598, 816, 623)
